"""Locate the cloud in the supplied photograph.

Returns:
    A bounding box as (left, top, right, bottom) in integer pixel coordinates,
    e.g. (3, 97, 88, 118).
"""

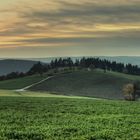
(1, 0, 140, 37)
(22, 0, 140, 24)
(0, 0, 140, 57)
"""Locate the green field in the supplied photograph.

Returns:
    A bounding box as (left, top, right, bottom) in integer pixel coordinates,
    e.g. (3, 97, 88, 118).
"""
(29, 70, 140, 99)
(0, 70, 140, 139)
(0, 90, 92, 99)
(0, 70, 74, 90)
(0, 94, 140, 140)
(0, 74, 48, 90)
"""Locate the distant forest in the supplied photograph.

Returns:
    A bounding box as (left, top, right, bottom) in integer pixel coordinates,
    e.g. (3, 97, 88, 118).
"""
(0, 57, 140, 81)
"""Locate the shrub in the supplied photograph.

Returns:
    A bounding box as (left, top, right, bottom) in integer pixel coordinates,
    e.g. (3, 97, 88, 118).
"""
(47, 73, 53, 76)
(122, 83, 135, 101)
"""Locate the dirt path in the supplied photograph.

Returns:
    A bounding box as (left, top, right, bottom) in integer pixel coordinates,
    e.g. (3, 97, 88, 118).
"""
(15, 76, 53, 92)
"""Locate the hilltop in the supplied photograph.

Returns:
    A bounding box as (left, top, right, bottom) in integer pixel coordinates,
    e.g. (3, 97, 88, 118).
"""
(29, 69, 140, 99)
(0, 68, 140, 99)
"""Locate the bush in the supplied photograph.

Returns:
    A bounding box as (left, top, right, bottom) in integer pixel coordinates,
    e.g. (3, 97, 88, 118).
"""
(47, 73, 54, 77)
(122, 83, 135, 101)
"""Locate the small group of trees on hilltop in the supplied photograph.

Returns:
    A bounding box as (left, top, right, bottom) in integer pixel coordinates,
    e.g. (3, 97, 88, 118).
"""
(50, 57, 140, 75)
(1, 57, 140, 81)
(27, 62, 45, 76)
(40, 57, 140, 75)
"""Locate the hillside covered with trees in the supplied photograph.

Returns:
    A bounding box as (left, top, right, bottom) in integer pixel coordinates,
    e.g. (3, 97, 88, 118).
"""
(1, 57, 140, 81)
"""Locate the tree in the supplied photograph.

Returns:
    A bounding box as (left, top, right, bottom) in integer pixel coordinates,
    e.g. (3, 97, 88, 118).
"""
(28, 62, 44, 76)
(75, 59, 80, 67)
(80, 57, 86, 68)
(122, 83, 136, 101)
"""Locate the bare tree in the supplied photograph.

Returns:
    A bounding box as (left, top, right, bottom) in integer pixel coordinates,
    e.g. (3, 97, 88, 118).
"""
(122, 84, 136, 101)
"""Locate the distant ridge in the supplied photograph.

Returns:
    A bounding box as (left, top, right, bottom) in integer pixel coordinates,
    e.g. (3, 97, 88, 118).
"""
(0, 59, 37, 76)
(26, 56, 140, 66)
(0, 56, 140, 76)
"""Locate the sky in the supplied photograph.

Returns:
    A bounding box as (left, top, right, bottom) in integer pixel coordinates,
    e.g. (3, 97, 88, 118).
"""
(0, 0, 140, 58)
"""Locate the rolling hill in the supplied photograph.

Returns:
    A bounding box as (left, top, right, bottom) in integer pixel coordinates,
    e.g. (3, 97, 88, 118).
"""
(0, 69, 140, 99)
(0, 59, 37, 75)
(0, 74, 48, 90)
(29, 70, 140, 99)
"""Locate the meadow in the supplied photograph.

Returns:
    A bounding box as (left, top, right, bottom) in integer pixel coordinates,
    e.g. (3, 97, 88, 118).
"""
(0, 94, 140, 140)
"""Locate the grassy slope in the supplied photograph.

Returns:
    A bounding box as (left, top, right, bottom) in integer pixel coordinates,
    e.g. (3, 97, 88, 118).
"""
(30, 69, 140, 99)
(0, 90, 93, 99)
(0, 95, 140, 139)
(0, 70, 73, 90)
(0, 74, 48, 90)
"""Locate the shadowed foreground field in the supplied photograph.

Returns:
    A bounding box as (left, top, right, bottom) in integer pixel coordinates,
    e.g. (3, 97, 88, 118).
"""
(0, 96, 140, 140)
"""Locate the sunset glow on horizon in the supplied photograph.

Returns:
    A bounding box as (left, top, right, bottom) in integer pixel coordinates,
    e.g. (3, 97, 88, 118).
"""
(0, 0, 140, 58)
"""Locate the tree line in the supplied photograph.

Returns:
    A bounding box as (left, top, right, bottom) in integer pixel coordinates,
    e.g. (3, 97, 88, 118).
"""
(1, 57, 140, 81)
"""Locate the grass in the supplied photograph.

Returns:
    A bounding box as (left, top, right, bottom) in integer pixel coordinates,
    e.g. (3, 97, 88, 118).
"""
(0, 69, 139, 139)
(0, 95, 140, 140)
(0, 70, 75, 90)
(30, 69, 140, 99)
(1, 69, 140, 99)
(0, 74, 48, 90)
(0, 90, 93, 99)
